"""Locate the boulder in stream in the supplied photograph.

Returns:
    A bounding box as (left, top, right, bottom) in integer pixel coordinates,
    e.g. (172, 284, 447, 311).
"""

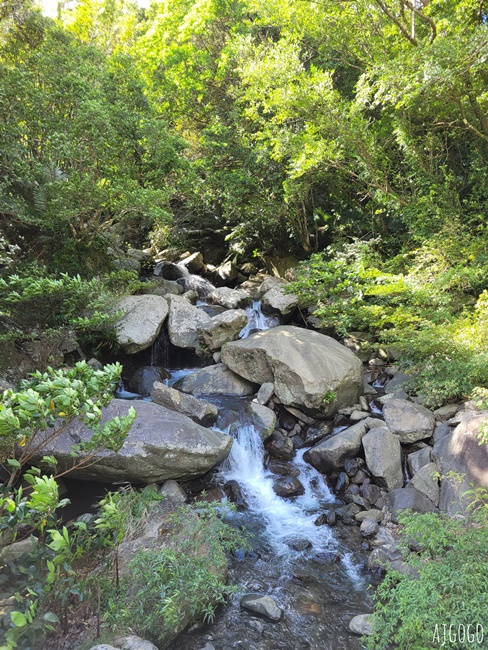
(221, 326, 363, 414)
(362, 426, 403, 491)
(31, 399, 232, 483)
(304, 418, 378, 473)
(207, 287, 252, 309)
(197, 309, 248, 351)
(240, 595, 283, 621)
(177, 363, 258, 397)
(382, 398, 435, 443)
(115, 295, 169, 354)
(166, 295, 211, 353)
(151, 381, 218, 426)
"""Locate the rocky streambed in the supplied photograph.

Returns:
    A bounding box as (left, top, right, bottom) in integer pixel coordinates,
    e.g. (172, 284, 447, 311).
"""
(24, 253, 488, 650)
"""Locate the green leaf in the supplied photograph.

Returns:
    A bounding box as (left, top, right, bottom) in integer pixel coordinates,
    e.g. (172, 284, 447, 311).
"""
(10, 611, 27, 627)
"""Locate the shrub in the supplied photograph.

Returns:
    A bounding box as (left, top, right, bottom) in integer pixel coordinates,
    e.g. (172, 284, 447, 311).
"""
(287, 237, 488, 406)
(102, 501, 249, 645)
(366, 502, 488, 650)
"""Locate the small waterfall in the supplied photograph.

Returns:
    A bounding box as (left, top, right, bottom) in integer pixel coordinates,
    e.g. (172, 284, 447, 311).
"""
(239, 300, 279, 338)
(220, 423, 363, 587)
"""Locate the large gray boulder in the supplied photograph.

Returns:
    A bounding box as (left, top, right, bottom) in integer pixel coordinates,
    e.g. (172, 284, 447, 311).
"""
(362, 427, 403, 491)
(32, 399, 232, 483)
(207, 287, 251, 309)
(166, 295, 210, 353)
(152, 381, 218, 426)
(432, 409, 488, 513)
(115, 295, 168, 354)
(197, 309, 248, 351)
(304, 418, 378, 473)
(383, 398, 435, 443)
(388, 487, 437, 522)
(178, 363, 258, 397)
(221, 326, 363, 414)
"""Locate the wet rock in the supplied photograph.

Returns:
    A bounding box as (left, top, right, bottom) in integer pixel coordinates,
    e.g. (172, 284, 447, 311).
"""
(433, 408, 488, 514)
(304, 418, 378, 473)
(362, 427, 403, 491)
(272, 476, 305, 497)
(383, 398, 435, 443)
(303, 423, 332, 447)
(257, 382, 274, 405)
(312, 551, 341, 565)
(240, 595, 282, 621)
(411, 462, 439, 505)
(115, 295, 169, 354)
(267, 433, 295, 461)
(249, 402, 277, 440)
(178, 363, 257, 397)
(349, 614, 374, 636)
(407, 446, 432, 476)
(31, 399, 232, 483)
(335, 471, 349, 492)
(336, 502, 362, 525)
(222, 326, 363, 414)
(283, 405, 316, 425)
(268, 459, 300, 477)
(160, 480, 187, 504)
(388, 487, 437, 522)
(224, 480, 248, 510)
(197, 309, 248, 351)
(286, 537, 312, 551)
(360, 519, 379, 537)
(152, 381, 218, 426)
(127, 366, 171, 396)
(208, 287, 252, 309)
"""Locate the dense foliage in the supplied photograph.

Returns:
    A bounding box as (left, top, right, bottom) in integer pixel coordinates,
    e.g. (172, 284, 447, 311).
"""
(367, 500, 488, 650)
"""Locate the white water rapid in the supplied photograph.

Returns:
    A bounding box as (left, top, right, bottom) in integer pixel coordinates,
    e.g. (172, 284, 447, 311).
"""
(239, 300, 279, 338)
(219, 422, 364, 586)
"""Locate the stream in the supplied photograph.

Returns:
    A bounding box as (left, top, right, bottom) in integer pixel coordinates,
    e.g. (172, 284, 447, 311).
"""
(113, 283, 373, 649)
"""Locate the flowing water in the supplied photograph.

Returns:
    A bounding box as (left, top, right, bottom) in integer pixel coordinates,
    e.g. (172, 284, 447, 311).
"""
(114, 277, 373, 649)
(171, 417, 372, 650)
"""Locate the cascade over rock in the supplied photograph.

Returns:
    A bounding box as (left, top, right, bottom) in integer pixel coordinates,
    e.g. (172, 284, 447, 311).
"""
(115, 295, 169, 354)
(221, 326, 363, 413)
(31, 399, 232, 483)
